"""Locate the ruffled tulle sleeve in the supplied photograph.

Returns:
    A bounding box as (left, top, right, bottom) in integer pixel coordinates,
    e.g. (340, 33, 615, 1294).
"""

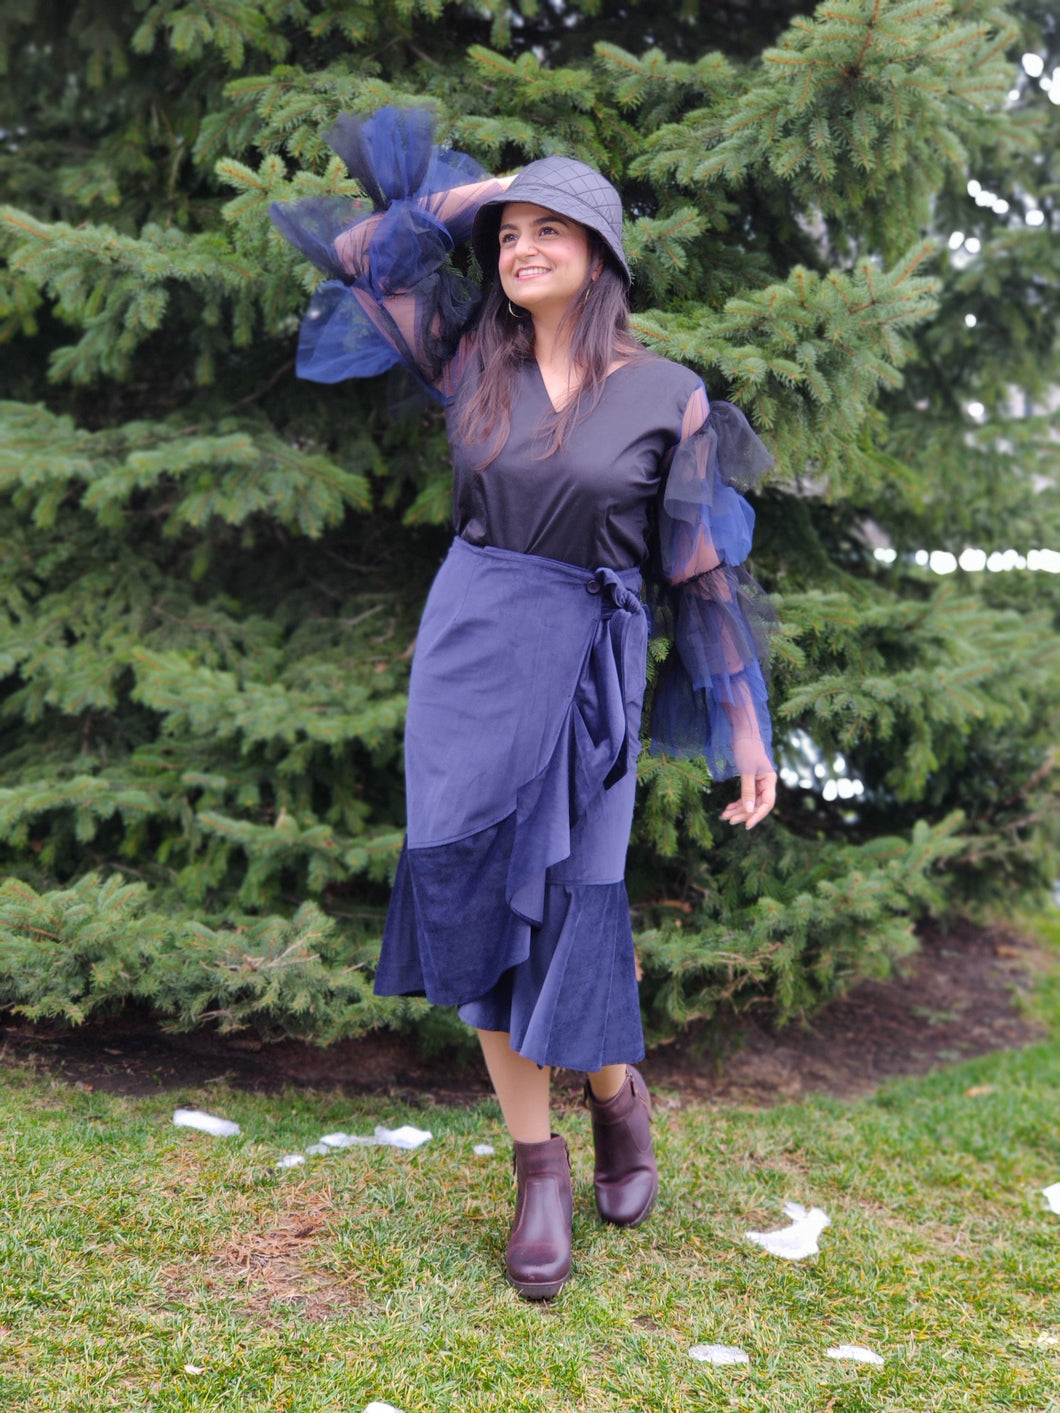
(650, 385, 777, 782)
(268, 107, 506, 399)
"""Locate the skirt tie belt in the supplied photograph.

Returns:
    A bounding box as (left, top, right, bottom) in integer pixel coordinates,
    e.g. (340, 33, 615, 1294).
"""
(588, 566, 644, 618)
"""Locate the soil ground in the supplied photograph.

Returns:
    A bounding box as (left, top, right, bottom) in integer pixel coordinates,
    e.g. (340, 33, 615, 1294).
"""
(0, 919, 1046, 1108)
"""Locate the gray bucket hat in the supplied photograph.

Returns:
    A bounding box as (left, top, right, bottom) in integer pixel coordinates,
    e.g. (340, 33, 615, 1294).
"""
(472, 155, 630, 287)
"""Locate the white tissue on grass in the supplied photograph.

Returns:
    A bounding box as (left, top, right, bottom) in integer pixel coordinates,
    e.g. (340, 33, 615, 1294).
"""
(319, 1125, 432, 1151)
(473, 1144, 495, 1156)
(377, 1124, 432, 1149)
(689, 1344, 750, 1365)
(746, 1201, 830, 1259)
(173, 1108, 241, 1138)
(363, 1404, 406, 1413)
(1042, 1182, 1060, 1214)
(826, 1345, 884, 1366)
(273, 1126, 433, 1171)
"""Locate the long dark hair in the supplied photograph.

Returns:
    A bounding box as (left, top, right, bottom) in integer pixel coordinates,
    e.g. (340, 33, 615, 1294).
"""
(454, 230, 646, 468)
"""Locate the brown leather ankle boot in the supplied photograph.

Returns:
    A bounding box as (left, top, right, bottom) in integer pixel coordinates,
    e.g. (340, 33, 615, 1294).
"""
(506, 1134, 573, 1300)
(585, 1066, 658, 1227)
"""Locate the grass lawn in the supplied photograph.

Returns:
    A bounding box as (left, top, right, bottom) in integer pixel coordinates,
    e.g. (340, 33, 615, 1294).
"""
(3, 919, 1060, 1412)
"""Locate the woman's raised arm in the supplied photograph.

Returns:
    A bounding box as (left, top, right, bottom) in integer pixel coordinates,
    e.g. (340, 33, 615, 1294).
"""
(269, 109, 513, 396)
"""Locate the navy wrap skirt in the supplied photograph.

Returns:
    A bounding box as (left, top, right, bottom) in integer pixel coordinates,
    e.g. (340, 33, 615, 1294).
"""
(375, 537, 648, 1070)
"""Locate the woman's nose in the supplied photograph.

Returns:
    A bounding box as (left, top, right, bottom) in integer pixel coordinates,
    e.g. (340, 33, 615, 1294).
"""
(513, 230, 538, 257)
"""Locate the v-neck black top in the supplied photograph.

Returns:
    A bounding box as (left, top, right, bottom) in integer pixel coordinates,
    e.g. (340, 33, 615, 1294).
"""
(447, 355, 702, 571)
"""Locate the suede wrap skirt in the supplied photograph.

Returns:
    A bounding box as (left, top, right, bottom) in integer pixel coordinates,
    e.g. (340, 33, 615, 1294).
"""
(374, 536, 648, 1070)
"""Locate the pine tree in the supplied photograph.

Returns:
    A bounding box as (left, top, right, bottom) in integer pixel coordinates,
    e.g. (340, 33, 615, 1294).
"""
(0, 0, 1056, 1042)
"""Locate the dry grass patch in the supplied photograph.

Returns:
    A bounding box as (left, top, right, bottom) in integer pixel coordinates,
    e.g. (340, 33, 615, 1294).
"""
(212, 1201, 362, 1320)
(162, 1186, 364, 1323)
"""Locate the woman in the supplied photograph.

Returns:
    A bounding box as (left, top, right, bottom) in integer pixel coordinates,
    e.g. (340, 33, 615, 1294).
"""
(270, 107, 776, 1300)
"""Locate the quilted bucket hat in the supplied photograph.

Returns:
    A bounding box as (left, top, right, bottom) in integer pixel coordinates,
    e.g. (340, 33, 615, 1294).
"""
(472, 155, 630, 286)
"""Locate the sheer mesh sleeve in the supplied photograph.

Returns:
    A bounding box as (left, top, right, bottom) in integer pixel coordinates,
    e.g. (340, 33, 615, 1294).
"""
(268, 107, 507, 399)
(650, 385, 777, 781)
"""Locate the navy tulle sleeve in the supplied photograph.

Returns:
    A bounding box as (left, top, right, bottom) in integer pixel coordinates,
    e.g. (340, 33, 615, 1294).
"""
(268, 107, 505, 399)
(650, 388, 777, 782)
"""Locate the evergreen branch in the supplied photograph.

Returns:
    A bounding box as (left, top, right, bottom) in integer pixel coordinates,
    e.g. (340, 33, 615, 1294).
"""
(129, 647, 407, 750)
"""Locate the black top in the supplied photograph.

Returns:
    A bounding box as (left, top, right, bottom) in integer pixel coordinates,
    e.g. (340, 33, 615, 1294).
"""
(448, 355, 702, 571)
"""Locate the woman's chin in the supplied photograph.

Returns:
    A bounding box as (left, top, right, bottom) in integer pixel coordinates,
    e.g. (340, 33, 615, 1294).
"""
(504, 285, 577, 318)
(506, 282, 546, 306)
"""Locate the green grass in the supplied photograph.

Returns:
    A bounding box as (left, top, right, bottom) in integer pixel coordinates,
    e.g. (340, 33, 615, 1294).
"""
(4, 919, 1060, 1412)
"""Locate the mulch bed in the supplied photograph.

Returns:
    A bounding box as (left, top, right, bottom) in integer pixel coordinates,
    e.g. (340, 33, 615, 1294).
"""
(0, 919, 1045, 1107)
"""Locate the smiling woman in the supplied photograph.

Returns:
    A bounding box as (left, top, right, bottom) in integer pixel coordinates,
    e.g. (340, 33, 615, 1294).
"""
(498, 205, 593, 317)
(269, 106, 777, 1302)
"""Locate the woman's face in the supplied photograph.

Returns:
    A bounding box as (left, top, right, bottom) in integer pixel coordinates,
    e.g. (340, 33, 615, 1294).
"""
(497, 202, 595, 315)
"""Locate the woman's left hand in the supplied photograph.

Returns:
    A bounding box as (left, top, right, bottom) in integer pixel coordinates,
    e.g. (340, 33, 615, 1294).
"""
(721, 770, 777, 830)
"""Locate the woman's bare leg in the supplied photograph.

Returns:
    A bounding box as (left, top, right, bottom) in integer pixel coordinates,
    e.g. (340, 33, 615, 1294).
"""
(476, 1029, 551, 1143)
(586, 1063, 628, 1102)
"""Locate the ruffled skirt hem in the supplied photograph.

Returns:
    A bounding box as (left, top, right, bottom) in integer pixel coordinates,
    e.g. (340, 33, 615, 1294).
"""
(457, 880, 645, 1071)
(376, 864, 645, 1072)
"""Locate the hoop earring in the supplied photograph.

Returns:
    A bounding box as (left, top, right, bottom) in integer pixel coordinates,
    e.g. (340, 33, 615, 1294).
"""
(507, 299, 528, 319)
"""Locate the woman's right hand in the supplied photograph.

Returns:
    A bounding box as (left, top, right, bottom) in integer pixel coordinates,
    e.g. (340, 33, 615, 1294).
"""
(721, 770, 777, 830)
